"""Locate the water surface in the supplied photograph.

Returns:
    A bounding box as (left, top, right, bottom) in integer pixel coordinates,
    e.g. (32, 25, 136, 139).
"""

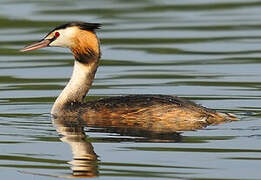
(0, 0, 261, 179)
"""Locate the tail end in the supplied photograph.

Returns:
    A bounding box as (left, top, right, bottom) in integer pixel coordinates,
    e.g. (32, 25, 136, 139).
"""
(207, 112, 239, 125)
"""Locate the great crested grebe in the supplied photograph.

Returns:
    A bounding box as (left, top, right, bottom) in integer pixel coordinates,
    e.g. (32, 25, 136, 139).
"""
(21, 22, 238, 132)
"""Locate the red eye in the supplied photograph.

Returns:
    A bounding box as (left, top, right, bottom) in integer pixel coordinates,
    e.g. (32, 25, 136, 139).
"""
(55, 32, 60, 38)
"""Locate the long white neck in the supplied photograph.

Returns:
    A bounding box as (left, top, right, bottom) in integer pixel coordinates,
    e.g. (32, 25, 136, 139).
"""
(51, 60, 98, 115)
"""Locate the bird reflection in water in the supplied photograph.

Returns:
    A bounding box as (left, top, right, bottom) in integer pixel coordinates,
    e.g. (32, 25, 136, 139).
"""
(53, 117, 98, 178)
(52, 116, 183, 177)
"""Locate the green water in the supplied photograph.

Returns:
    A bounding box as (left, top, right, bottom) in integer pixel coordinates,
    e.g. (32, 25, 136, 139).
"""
(0, 0, 261, 179)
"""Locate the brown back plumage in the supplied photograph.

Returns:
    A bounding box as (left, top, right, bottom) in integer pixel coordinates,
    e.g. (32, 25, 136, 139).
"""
(59, 95, 238, 133)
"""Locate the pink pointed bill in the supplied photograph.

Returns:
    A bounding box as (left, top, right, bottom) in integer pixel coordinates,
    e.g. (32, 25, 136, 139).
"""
(20, 39, 51, 52)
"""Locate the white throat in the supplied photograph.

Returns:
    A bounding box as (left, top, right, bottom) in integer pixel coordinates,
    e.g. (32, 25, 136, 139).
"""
(51, 60, 98, 115)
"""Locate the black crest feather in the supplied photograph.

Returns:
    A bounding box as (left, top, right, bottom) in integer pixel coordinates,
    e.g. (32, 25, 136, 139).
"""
(52, 22, 101, 32)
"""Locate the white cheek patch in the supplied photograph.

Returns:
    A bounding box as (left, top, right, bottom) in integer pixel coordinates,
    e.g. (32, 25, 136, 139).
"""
(48, 27, 77, 48)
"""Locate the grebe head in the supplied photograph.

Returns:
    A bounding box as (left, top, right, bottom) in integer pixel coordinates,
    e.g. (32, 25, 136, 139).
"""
(21, 22, 101, 60)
